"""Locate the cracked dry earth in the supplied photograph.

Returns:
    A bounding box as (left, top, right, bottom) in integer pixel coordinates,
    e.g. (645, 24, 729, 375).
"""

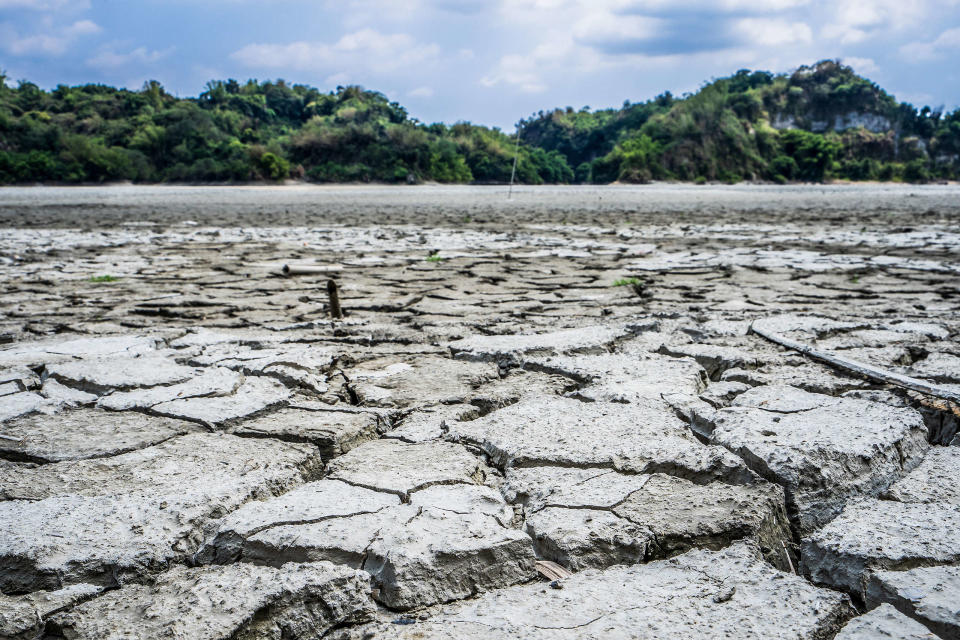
(1, 184, 959, 640)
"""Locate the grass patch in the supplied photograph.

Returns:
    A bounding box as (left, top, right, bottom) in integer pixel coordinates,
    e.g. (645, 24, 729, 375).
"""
(426, 254, 444, 263)
(89, 275, 119, 283)
(612, 277, 644, 287)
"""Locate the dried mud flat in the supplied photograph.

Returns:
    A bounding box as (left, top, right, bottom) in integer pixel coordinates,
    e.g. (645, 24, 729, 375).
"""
(1, 184, 959, 639)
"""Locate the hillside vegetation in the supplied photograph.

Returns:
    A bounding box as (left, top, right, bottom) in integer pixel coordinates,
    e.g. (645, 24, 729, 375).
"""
(1, 60, 957, 185)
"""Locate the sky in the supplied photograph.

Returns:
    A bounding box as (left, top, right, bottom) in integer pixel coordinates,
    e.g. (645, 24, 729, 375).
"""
(1, 0, 959, 130)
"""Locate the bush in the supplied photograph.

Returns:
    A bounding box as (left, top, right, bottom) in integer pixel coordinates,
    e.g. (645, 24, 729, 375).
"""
(258, 152, 289, 181)
(903, 159, 931, 183)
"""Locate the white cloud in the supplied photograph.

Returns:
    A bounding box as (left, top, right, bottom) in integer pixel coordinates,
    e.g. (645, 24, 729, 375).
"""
(408, 86, 434, 97)
(231, 29, 441, 74)
(481, 38, 595, 93)
(734, 18, 812, 46)
(86, 46, 175, 69)
(822, 0, 947, 43)
(900, 26, 960, 60)
(842, 56, 878, 74)
(572, 12, 662, 48)
(1, 18, 100, 56)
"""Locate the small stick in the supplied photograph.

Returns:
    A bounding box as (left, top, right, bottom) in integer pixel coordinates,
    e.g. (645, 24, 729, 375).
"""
(751, 319, 960, 405)
(782, 540, 796, 575)
(0, 434, 22, 442)
(327, 279, 343, 320)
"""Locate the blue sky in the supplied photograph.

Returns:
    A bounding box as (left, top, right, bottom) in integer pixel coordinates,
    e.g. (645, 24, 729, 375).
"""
(1, 0, 959, 129)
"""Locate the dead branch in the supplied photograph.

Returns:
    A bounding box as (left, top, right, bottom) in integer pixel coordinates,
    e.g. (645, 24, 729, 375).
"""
(750, 319, 960, 406)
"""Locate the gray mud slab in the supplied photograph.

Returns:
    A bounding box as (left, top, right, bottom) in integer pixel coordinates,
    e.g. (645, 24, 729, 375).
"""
(203, 480, 532, 610)
(866, 565, 960, 640)
(698, 381, 751, 407)
(344, 356, 500, 408)
(447, 395, 752, 484)
(149, 375, 292, 426)
(345, 543, 851, 640)
(229, 407, 382, 458)
(710, 388, 929, 535)
(0, 583, 103, 640)
(326, 439, 482, 499)
(720, 362, 870, 395)
(50, 562, 374, 640)
(0, 392, 58, 422)
(524, 353, 707, 403)
(39, 379, 97, 407)
(448, 324, 631, 361)
(363, 507, 536, 609)
(45, 353, 196, 394)
(199, 479, 400, 564)
(907, 352, 960, 384)
(0, 433, 322, 592)
(514, 469, 790, 571)
(0, 336, 159, 370)
(0, 409, 202, 463)
(385, 403, 479, 443)
(658, 343, 762, 380)
(801, 499, 960, 598)
(96, 367, 243, 411)
(834, 604, 939, 640)
(884, 446, 960, 505)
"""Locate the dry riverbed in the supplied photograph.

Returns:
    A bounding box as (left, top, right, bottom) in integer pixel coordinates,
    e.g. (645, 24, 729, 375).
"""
(1, 184, 959, 639)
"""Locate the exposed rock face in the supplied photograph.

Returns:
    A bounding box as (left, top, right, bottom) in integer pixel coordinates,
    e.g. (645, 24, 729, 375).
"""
(447, 395, 752, 484)
(801, 499, 960, 597)
(0, 434, 321, 593)
(51, 562, 374, 640)
(866, 565, 960, 640)
(834, 604, 938, 640)
(710, 387, 929, 534)
(346, 544, 852, 639)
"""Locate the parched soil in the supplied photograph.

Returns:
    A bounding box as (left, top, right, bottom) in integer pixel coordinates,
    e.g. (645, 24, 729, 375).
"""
(1, 184, 959, 639)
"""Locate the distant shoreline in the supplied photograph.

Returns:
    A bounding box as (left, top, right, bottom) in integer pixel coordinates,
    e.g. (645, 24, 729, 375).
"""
(3, 179, 957, 189)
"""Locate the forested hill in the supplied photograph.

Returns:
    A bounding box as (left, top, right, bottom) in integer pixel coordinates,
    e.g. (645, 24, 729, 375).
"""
(1, 60, 958, 185)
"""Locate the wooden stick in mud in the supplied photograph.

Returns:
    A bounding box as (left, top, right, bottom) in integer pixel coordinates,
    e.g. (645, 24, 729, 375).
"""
(327, 279, 343, 320)
(750, 319, 960, 405)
